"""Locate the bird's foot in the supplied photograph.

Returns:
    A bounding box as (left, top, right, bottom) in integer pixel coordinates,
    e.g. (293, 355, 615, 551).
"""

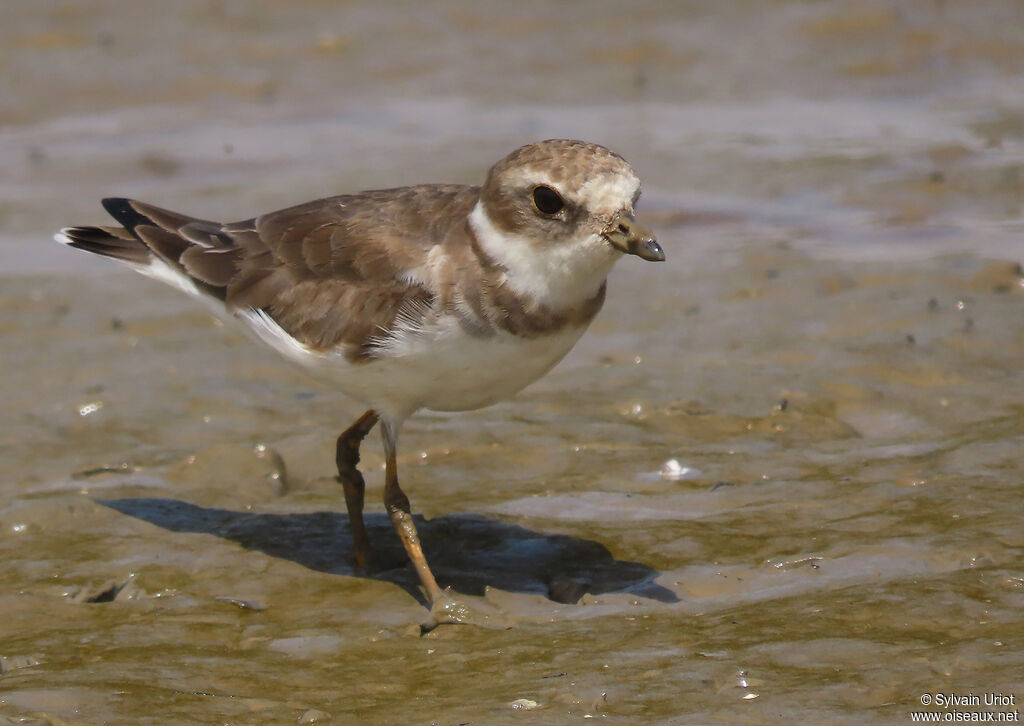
(421, 587, 513, 631)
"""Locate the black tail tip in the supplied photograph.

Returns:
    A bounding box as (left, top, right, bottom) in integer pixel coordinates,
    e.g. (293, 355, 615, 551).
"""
(101, 198, 149, 231)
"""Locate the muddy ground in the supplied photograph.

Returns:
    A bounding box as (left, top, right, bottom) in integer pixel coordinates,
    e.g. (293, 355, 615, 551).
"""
(1, 1, 1023, 724)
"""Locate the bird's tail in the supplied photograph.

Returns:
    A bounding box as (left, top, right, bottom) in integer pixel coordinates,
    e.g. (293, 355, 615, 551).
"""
(56, 198, 241, 301)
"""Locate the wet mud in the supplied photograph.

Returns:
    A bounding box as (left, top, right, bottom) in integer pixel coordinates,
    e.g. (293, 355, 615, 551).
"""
(3, 1, 1024, 724)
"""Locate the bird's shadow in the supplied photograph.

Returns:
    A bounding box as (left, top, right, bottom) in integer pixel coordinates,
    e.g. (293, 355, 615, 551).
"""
(99, 497, 678, 606)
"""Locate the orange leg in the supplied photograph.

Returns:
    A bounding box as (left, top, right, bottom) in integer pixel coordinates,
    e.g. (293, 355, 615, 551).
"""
(381, 419, 444, 604)
(335, 410, 379, 569)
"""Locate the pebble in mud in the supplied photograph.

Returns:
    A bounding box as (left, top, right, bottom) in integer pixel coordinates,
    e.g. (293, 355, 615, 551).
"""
(297, 709, 332, 724)
(509, 698, 540, 711)
(659, 459, 700, 481)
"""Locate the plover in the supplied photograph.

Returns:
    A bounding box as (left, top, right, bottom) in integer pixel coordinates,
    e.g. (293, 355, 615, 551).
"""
(56, 139, 664, 622)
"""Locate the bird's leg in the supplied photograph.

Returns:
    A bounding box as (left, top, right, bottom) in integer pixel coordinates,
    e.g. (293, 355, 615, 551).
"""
(378, 420, 511, 628)
(336, 410, 379, 569)
(380, 419, 445, 605)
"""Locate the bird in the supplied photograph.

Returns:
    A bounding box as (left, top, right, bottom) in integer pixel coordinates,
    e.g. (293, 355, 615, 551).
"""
(56, 138, 664, 624)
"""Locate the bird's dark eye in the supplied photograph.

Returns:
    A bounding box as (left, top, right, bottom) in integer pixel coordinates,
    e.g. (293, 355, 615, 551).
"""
(532, 185, 564, 215)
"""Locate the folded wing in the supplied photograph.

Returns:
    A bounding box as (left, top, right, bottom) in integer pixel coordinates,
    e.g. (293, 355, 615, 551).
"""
(58, 186, 477, 361)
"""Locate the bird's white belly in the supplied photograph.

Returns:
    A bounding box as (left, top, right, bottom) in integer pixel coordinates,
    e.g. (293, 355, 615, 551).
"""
(391, 322, 588, 413)
(243, 309, 589, 420)
(363, 316, 589, 417)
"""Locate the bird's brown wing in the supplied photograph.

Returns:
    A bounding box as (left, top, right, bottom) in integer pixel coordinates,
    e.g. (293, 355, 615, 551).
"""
(61, 185, 479, 360)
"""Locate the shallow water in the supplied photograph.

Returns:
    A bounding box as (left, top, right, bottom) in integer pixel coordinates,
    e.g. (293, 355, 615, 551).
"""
(2, 1, 1024, 724)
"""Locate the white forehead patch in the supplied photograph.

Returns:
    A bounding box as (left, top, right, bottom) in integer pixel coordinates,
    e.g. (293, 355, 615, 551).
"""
(578, 172, 640, 217)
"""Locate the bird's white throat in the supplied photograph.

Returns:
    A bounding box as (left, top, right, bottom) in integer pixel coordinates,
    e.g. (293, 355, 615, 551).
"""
(468, 201, 616, 310)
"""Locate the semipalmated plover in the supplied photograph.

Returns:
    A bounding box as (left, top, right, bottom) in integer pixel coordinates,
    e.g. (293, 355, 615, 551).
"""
(57, 139, 664, 623)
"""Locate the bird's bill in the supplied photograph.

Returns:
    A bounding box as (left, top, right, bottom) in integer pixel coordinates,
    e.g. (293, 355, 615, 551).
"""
(602, 214, 665, 261)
